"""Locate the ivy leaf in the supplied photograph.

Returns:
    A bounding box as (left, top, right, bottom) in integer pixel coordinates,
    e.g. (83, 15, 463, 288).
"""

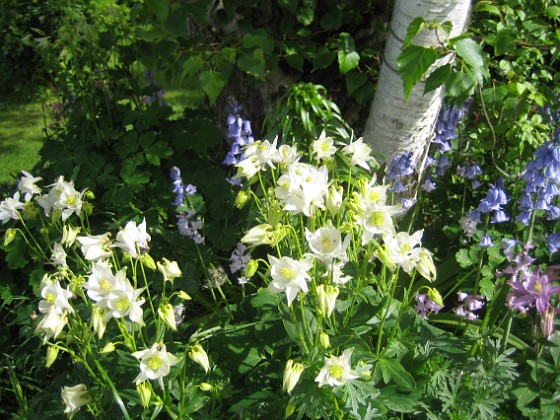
(397, 45, 437, 101)
(403, 17, 425, 48)
(199, 71, 226, 106)
(345, 72, 368, 95)
(453, 37, 488, 85)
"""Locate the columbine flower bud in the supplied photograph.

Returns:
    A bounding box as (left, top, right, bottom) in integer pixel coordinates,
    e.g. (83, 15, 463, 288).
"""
(199, 382, 213, 391)
(234, 190, 250, 209)
(374, 244, 397, 272)
(61, 225, 80, 247)
(158, 302, 177, 331)
(326, 185, 343, 217)
(157, 258, 182, 283)
(189, 344, 210, 373)
(427, 287, 444, 307)
(416, 248, 436, 282)
(101, 342, 116, 353)
(177, 290, 192, 301)
(316, 284, 339, 317)
(241, 224, 275, 245)
(3, 228, 16, 246)
(141, 253, 157, 270)
(267, 199, 283, 227)
(136, 381, 152, 408)
(46, 346, 59, 368)
(244, 259, 259, 279)
(282, 359, 304, 394)
(319, 331, 331, 349)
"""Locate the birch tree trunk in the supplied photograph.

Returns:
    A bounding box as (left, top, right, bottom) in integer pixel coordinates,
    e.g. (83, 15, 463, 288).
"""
(364, 0, 471, 175)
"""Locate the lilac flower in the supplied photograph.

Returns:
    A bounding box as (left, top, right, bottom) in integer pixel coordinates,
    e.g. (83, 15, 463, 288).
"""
(457, 162, 483, 179)
(496, 239, 535, 283)
(177, 210, 204, 244)
(229, 242, 252, 276)
(507, 268, 560, 316)
(453, 292, 484, 320)
(422, 177, 436, 192)
(414, 293, 443, 320)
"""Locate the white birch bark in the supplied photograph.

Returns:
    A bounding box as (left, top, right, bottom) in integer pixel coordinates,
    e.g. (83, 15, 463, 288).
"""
(364, 0, 471, 174)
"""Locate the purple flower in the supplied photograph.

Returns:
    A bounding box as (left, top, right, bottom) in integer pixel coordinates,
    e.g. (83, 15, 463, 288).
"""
(454, 292, 484, 320)
(415, 293, 443, 320)
(507, 268, 560, 315)
(422, 178, 436, 192)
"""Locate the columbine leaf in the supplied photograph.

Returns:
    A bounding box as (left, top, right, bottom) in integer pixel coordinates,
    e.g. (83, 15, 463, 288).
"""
(397, 45, 437, 101)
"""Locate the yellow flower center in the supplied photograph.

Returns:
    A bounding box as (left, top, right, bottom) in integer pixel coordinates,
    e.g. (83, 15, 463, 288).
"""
(99, 279, 114, 291)
(67, 195, 77, 206)
(534, 281, 542, 293)
(369, 211, 385, 226)
(328, 364, 343, 379)
(369, 191, 380, 202)
(281, 267, 297, 280)
(322, 237, 336, 252)
(45, 293, 56, 305)
(115, 297, 130, 312)
(321, 143, 330, 152)
(148, 355, 163, 371)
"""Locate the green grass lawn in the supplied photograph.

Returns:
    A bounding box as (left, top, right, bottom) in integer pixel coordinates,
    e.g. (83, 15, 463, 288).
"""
(0, 100, 44, 188)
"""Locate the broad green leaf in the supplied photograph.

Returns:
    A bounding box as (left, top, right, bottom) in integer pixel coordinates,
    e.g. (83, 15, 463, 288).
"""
(424, 63, 451, 93)
(474, 1, 501, 15)
(199, 71, 226, 105)
(397, 45, 437, 101)
(338, 50, 360, 74)
(453, 37, 488, 84)
(237, 49, 265, 80)
(403, 17, 425, 48)
(495, 28, 516, 55)
(243, 30, 274, 54)
(345, 72, 368, 95)
(377, 358, 415, 391)
(145, 0, 169, 22)
(312, 46, 336, 71)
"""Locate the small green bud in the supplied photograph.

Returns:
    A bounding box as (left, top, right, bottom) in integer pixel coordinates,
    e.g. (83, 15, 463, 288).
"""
(178, 290, 192, 301)
(46, 346, 59, 368)
(141, 253, 157, 270)
(234, 190, 250, 209)
(158, 303, 177, 331)
(199, 382, 213, 391)
(319, 332, 330, 349)
(189, 344, 210, 373)
(100, 342, 116, 353)
(427, 287, 444, 307)
(244, 259, 259, 279)
(136, 381, 152, 408)
(3, 228, 16, 246)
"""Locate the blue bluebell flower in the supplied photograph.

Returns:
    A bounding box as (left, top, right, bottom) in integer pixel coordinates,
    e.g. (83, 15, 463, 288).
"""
(547, 232, 560, 254)
(480, 233, 494, 248)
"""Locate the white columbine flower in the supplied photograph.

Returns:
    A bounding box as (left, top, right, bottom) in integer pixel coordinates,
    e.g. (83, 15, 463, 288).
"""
(36, 306, 69, 342)
(188, 343, 211, 373)
(382, 230, 424, 274)
(38, 278, 74, 315)
(50, 242, 68, 267)
(305, 224, 350, 265)
(157, 258, 182, 283)
(132, 343, 180, 387)
(356, 205, 399, 245)
(283, 359, 304, 394)
(61, 384, 91, 415)
(267, 255, 313, 306)
(325, 184, 344, 217)
(315, 348, 360, 387)
(341, 137, 374, 171)
(0, 192, 24, 224)
(316, 284, 339, 317)
(275, 162, 329, 217)
(36, 176, 86, 221)
(277, 144, 299, 167)
(61, 225, 81, 247)
(312, 131, 337, 161)
(77, 232, 113, 261)
(114, 218, 151, 259)
(18, 170, 42, 201)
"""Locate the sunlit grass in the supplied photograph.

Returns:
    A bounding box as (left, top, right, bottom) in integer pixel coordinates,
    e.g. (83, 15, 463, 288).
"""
(0, 100, 44, 189)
